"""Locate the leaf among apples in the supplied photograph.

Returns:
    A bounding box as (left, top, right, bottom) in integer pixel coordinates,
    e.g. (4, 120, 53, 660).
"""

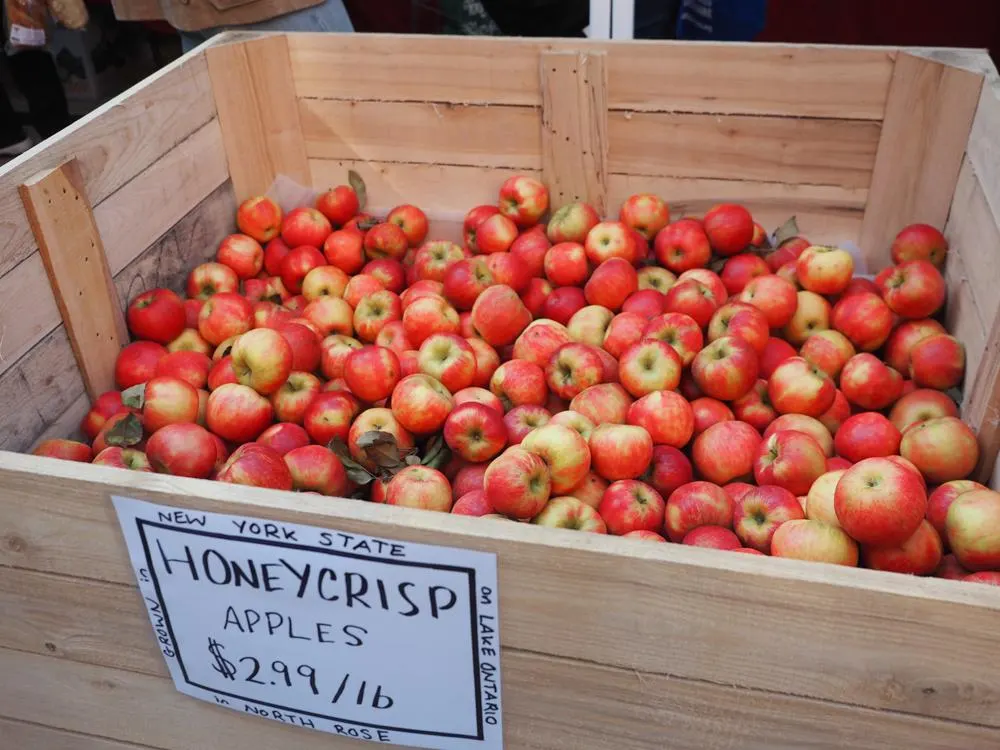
(328, 431, 452, 489)
(347, 169, 368, 211)
(104, 413, 143, 448)
(772, 215, 800, 248)
(121, 383, 146, 410)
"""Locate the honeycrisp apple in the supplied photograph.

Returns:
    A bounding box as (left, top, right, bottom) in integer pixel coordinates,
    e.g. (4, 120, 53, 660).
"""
(521, 423, 591, 494)
(627, 390, 693, 448)
(664, 481, 733, 542)
(692, 421, 761, 485)
(598, 480, 666, 535)
(754, 429, 827, 496)
(484, 446, 552, 519)
(771, 519, 858, 566)
(545, 342, 604, 400)
(532, 496, 607, 533)
(654, 218, 711, 273)
(795, 245, 854, 295)
(733, 485, 805, 553)
(834, 457, 927, 546)
(946, 489, 1000, 571)
(589, 423, 652, 481)
(386, 466, 452, 512)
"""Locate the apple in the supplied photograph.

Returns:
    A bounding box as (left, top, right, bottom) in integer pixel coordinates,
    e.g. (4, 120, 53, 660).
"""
(589, 423, 653, 481)
(763, 414, 833, 457)
(314, 184, 359, 227)
(794, 245, 854, 295)
(80, 390, 129, 441)
(302, 389, 360, 445)
(733, 485, 805, 553)
(582, 222, 634, 266)
(418, 333, 476, 393)
(805, 469, 845, 527)
(441, 258, 492, 312)
(410, 241, 462, 284)
(624, 390, 692, 449)
(451, 490, 495, 516)
(374, 321, 413, 355)
(363, 222, 409, 261)
(583, 258, 637, 312)
(622, 289, 667, 320)
(402, 294, 461, 346)
(386, 204, 428, 247)
(237, 195, 282, 242)
(597, 479, 665, 535)
(278, 245, 326, 295)
(93, 445, 152, 472)
(720, 254, 769, 296)
(489, 358, 547, 410)
(691, 335, 758, 401)
(127, 288, 186, 344)
(484, 446, 552, 519)
(891, 223, 948, 267)
(521, 423, 591, 494)
(168, 328, 212, 356)
(964, 571, 1000, 585)
(883, 319, 945, 374)
(600, 311, 646, 358)
(777, 291, 826, 347)
(138, 375, 199, 434)
(664, 481, 732, 542)
(466, 337, 501, 388)
(754, 429, 827, 496)
(617, 340, 682, 398)
(463, 204, 500, 251)
(33, 439, 92, 462)
(663, 280, 718, 329)
(503, 405, 551, 445)
(258, 422, 311, 456)
(391, 373, 454, 434)
(544, 202, 599, 245)
(900, 416, 979, 484)
(946, 489, 1000, 570)
(645, 445, 694, 498)
(347, 407, 415, 469)
(301, 265, 349, 302)
(877, 260, 946, 319)
(302, 295, 354, 338)
(624, 530, 667, 542)
(703, 203, 753, 256)
(207, 356, 238, 390)
(453, 387, 504, 414)
(840, 353, 904, 411)
(318, 230, 364, 275)
(186, 261, 239, 300)
(475, 213, 519, 255)
(935, 553, 970, 580)
(834, 412, 901, 463)
(282, 206, 331, 248)
(544, 342, 603, 400)
(770, 519, 858, 566)
(765, 236, 810, 271)
(798, 330, 854, 379)
(690, 397, 734, 436)
(541, 286, 586, 325)
(731, 379, 776, 432)
(498, 175, 549, 227)
(653, 218, 711, 273)
(343, 273, 385, 308)
(680, 526, 742, 549)
(216, 443, 293, 490)
(692, 420, 761, 485)
(512, 320, 571, 369)
(215, 233, 263, 281)
(637, 266, 676, 296)
(927, 480, 988, 541)
(453, 463, 488, 500)
(569, 382, 633, 426)
(834, 456, 927, 545)
(767, 357, 835, 417)
(444, 402, 507, 463)
(532, 496, 607, 532)
(521, 278, 553, 317)
(283, 445, 348, 496)
(738, 274, 798, 329)
(510, 226, 551, 276)
(471, 285, 531, 348)
(205, 382, 273, 443)
(758, 337, 797, 380)
(819, 390, 852, 437)
(274, 321, 321, 373)
(642, 312, 703, 366)
(830, 292, 894, 352)
(263, 237, 292, 277)
(618, 193, 669, 241)
(228, 328, 293, 396)
(319, 334, 363, 381)
(909, 334, 965, 390)
(707, 302, 769, 356)
(153, 351, 211, 391)
(385, 466, 452, 512)
(270, 371, 321, 424)
(342, 345, 401, 404)
(197, 293, 253, 346)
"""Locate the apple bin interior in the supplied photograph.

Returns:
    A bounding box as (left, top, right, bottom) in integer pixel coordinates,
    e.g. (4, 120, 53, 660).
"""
(1, 30, 1000, 750)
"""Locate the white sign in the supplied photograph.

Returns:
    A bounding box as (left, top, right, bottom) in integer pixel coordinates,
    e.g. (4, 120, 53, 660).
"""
(113, 496, 503, 750)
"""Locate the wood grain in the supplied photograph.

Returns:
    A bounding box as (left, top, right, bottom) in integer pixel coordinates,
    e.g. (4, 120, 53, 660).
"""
(540, 51, 609, 214)
(288, 34, 895, 120)
(859, 53, 984, 267)
(954, 51, 1000, 230)
(1, 572, 999, 750)
(207, 37, 310, 201)
(0, 53, 216, 279)
(0, 718, 151, 750)
(2, 453, 1000, 727)
(19, 161, 128, 399)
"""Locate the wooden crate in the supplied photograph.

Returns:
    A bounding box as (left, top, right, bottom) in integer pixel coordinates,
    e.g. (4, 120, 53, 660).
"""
(1, 31, 1000, 750)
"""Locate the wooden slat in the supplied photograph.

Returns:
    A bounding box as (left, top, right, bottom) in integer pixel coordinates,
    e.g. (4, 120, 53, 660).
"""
(19, 161, 128, 399)
(0, 717, 151, 750)
(540, 51, 609, 213)
(0, 182, 235, 455)
(0, 53, 216, 279)
(2, 453, 1000, 728)
(300, 99, 541, 169)
(609, 112, 880, 188)
(288, 34, 895, 120)
(858, 53, 984, 267)
(207, 37, 310, 201)
(0, 121, 229, 381)
(1, 571, 998, 750)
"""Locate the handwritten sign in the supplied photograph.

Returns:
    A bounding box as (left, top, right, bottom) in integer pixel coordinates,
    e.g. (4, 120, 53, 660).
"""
(113, 496, 503, 750)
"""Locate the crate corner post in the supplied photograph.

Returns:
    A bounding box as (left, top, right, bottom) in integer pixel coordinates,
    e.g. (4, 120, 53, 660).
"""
(18, 159, 128, 400)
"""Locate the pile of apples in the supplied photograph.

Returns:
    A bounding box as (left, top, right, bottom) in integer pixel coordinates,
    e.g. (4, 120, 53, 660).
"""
(33, 173, 1000, 584)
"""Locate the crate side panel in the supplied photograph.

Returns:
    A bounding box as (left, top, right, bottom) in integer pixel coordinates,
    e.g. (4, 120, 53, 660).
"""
(1, 573, 999, 750)
(0, 53, 217, 280)
(288, 34, 894, 120)
(3, 456, 1000, 727)
(0, 719, 150, 750)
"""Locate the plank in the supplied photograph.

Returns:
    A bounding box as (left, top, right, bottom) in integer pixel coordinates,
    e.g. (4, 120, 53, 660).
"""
(299, 99, 542, 169)
(288, 34, 895, 120)
(943, 243, 987, 401)
(207, 37, 310, 201)
(1, 577, 999, 750)
(540, 51, 609, 214)
(0, 53, 215, 279)
(609, 111, 881, 188)
(0, 717, 151, 750)
(0, 126, 230, 382)
(19, 161, 128, 399)
(2, 454, 1000, 727)
(858, 53, 984, 268)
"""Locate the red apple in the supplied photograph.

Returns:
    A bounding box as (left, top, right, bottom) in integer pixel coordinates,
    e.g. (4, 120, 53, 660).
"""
(900, 416, 979, 484)
(703, 203, 753, 256)
(498, 175, 549, 228)
(731, 379, 777, 432)
(93, 445, 152, 472)
(754, 429, 827, 496)
(444, 402, 507, 463)
(532, 496, 607, 532)
(258, 422, 311, 456)
(799, 330, 855, 380)
(216, 443, 293, 491)
(683, 526, 743, 550)
(490, 359, 547, 410)
(475, 213, 519, 254)
(589, 423, 653, 481)
(391, 373, 454, 434)
(834, 412, 901, 463)
(315, 185, 359, 227)
(385, 466, 452, 512)
(909, 334, 965, 390)
(228, 328, 293, 396)
(654, 218, 711, 272)
(831, 292, 894, 352)
(386, 204, 429, 247)
(759, 337, 797, 380)
(503, 404, 551, 445)
(569, 382, 633, 426)
(347, 407, 414, 470)
(891, 223, 948, 267)
(186, 261, 239, 300)
(692, 420, 761, 485)
(33, 439, 92, 462)
(946, 489, 1000, 571)
(767, 357, 835, 417)
(598, 479, 665, 535)
(637, 266, 677, 295)
(599, 311, 645, 358)
(545, 342, 604, 400)
(643, 312, 703, 366)
(877, 260, 946, 319)
(739, 275, 798, 329)
(269, 371, 321, 424)
(627, 390, 693, 449)
(542, 286, 586, 325)
(283, 445, 348, 496)
(734, 485, 805, 553)
(237, 196, 282, 242)
(484, 446, 552, 519)
(664, 481, 732, 542)
(521, 423, 591, 494)
(471, 284, 531, 347)
(645, 445, 694, 498)
(795, 245, 854, 295)
(690, 397, 734, 436)
(463, 204, 500, 252)
(363, 222, 409, 261)
(663, 280, 718, 329)
(927, 480, 988, 541)
(691, 335, 758, 401)
(840, 354, 903, 411)
(127, 288, 186, 344)
(402, 294, 461, 346)
(771, 519, 858, 566)
(197, 292, 253, 347)
(205, 383, 273, 443)
(263, 237, 292, 277)
(618, 339, 682, 398)
(282, 207, 331, 248)
(619, 193, 670, 241)
(835, 457, 928, 545)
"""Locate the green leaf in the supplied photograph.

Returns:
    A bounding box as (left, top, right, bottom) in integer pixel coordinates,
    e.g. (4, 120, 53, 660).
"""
(348, 170, 368, 211)
(357, 217, 380, 231)
(104, 413, 143, 447)
(328, 438, 375, 486)
(421, 434, 451, 470)
(773, 216, 801, 247)
(121, 383, 146, 410)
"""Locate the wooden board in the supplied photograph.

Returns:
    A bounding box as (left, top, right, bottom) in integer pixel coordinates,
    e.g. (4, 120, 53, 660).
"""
(19, 161, 129, 399)
(0, 120, 229, 382)
(2, 452, 1000, 729)
(0, 718, 150, 750)
(859, 53, 984, 267)
(207, 37, 310, 201)
(0, 53, 216, 280)
(288, 34, 895, 120)
(2, 571, 999, 750)
(540, 51, 608, 213)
